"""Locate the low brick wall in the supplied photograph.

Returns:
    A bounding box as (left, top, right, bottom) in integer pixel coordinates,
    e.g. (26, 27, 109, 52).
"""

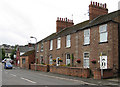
(93, 69, 114, 79)
(50, 66, 90, 78)
(31, 64, 35, 70)
(36, 64, 50, 72)
(31, 64, 50, 72)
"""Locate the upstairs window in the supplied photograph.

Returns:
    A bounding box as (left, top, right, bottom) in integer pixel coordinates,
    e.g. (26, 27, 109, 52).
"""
(40, 42, 43, 52)
(99, 24, 108, 42)
(50, 40, 53, 50)
(84, 29, 90, 45)
(36, 44, 39, 52)
(66, 35, 71, 47)
(57, 37, 61, 49)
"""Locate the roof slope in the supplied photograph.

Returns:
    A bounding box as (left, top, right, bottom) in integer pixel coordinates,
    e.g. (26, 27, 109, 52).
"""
(37, 10, 120, 43)
(20, 50, 35, 56)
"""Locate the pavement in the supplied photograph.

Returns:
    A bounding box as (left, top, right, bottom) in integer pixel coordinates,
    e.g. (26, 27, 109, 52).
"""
(1, 64, 120, 87)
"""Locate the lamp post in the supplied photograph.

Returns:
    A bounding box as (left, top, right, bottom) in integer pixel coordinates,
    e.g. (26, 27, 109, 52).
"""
(30, 36, 37, 71)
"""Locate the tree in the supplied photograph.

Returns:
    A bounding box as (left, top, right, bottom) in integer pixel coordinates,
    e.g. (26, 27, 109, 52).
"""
(10, 45, 17, 60)
(2, 48, 5, 60)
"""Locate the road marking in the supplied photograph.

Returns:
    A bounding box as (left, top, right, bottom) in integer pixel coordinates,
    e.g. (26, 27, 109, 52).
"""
(10, 74, 16, 77)
(39, 74, 96, 85)
(21, 77, 36, 84)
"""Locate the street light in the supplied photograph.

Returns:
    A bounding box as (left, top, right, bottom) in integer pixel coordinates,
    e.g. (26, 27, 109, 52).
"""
(30, 36, 37, 71)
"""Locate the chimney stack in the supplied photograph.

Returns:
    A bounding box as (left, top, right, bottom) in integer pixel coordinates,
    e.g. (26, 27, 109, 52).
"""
(89, 1, 108, 20)
(56, 17, 74, 32)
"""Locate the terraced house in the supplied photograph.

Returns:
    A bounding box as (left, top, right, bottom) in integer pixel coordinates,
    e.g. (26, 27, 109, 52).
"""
(31, 1, 120, 79)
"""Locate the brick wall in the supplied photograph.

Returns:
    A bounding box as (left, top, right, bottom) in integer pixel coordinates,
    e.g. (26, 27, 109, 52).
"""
(50, 66, 90, 78)
(31, 64, 49, 72)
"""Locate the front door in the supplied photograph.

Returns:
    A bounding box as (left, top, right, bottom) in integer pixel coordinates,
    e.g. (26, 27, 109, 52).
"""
(56, 57, 60, 66)
(66, 54, 70, 65)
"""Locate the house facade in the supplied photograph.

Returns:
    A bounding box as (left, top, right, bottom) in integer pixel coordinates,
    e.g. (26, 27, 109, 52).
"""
(20, 50, 35, 69)
(16, 43, 35, 66)
(34, 1, 120, 79)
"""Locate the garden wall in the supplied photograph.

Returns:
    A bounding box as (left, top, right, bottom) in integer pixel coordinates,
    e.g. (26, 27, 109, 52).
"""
(50, 66, 90, 78)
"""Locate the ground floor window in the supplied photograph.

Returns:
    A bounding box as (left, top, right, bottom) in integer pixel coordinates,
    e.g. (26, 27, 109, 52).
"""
(40, 56, 43, 64)
(66, 53, 70, 65)
(22, 58, 25, 64)
(83, 52, 89, 68)
(49, 55, 52, 65)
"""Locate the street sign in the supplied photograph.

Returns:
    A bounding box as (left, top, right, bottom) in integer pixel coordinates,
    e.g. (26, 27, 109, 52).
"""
(100, 56, 107, 69)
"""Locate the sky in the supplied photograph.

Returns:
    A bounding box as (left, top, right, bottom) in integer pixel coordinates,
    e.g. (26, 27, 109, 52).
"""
(0, 0, 120, 46)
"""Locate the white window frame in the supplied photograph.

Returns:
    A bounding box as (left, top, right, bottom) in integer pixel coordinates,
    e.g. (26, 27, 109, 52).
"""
(36, 44, 39, 52)
(40, 42, 43, 52)
(66, 53, 70, 65)
(66, 35, 71, 47)
(99, 24, 108, 42)
(50, 40, 53, 50)
(83, 52, 90, 68)
(57, 37, 61, 49)
(84, 29, 90, 45)
(49, 55, 52, 65)
(40, 55, 43, 64)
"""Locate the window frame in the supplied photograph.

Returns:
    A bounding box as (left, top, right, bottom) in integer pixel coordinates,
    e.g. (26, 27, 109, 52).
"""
(50, 40, 53, 50)
(40, 42, 44, 52)
(99, 24, 108, 43)
(57, 37, 61, 49)
(83, 52, 90, 68)
(84, 29, 90, 45)
(66, 35, 71, 48)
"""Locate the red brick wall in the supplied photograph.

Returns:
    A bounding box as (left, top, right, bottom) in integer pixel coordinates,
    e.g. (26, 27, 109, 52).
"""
(89, 1, 108, 20)
(36, 20, 119, 79)
(56, 17, 74, 32)
(50, 66, 90, 78)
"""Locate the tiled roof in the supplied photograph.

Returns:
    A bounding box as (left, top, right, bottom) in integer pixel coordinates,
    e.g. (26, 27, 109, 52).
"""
(18, 45, 35, 53)
(20, 50, 35, 56)
(37, 10, 120, 43)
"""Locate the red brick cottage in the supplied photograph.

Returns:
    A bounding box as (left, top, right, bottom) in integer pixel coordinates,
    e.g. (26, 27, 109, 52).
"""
(20, 50, 35, 69)
(32, 1, 120, 79)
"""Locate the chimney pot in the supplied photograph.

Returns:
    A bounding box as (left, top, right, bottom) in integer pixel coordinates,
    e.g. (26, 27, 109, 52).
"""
(98, 3, 99, 6)
(105, 3, 107, 8)
(68, 19, 69, 22)
(66, 17, 67, 22)
(57, 17, 59, 20)
(96, 2, 97, 6)
(91, 1, 92, 5)
(62, 18, 63, 21)
(103, 4, 105, 8)
(93, 2, 95, 5)
(64, 18, 65, 21)
(60, 18, 61, 21)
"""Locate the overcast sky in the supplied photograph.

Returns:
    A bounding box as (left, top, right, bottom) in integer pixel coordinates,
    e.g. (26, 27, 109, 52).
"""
(0, 0, 120, 46)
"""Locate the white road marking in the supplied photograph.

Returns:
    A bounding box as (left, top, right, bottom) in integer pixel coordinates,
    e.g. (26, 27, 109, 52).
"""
(39, 74, 96, 85)
(21, 77, 36, 84)
(10, 74, 16, 77)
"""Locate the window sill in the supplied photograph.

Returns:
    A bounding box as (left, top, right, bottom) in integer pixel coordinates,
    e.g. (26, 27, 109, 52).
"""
(56, 48, 60, 50)
(83, 44, 90, 46)
(99, 41, 108, 44)
(50, 49, 53, 51)
(65, 46, 71, 49)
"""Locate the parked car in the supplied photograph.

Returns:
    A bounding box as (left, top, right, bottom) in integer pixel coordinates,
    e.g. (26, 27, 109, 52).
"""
(4, 61, 13, 69)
